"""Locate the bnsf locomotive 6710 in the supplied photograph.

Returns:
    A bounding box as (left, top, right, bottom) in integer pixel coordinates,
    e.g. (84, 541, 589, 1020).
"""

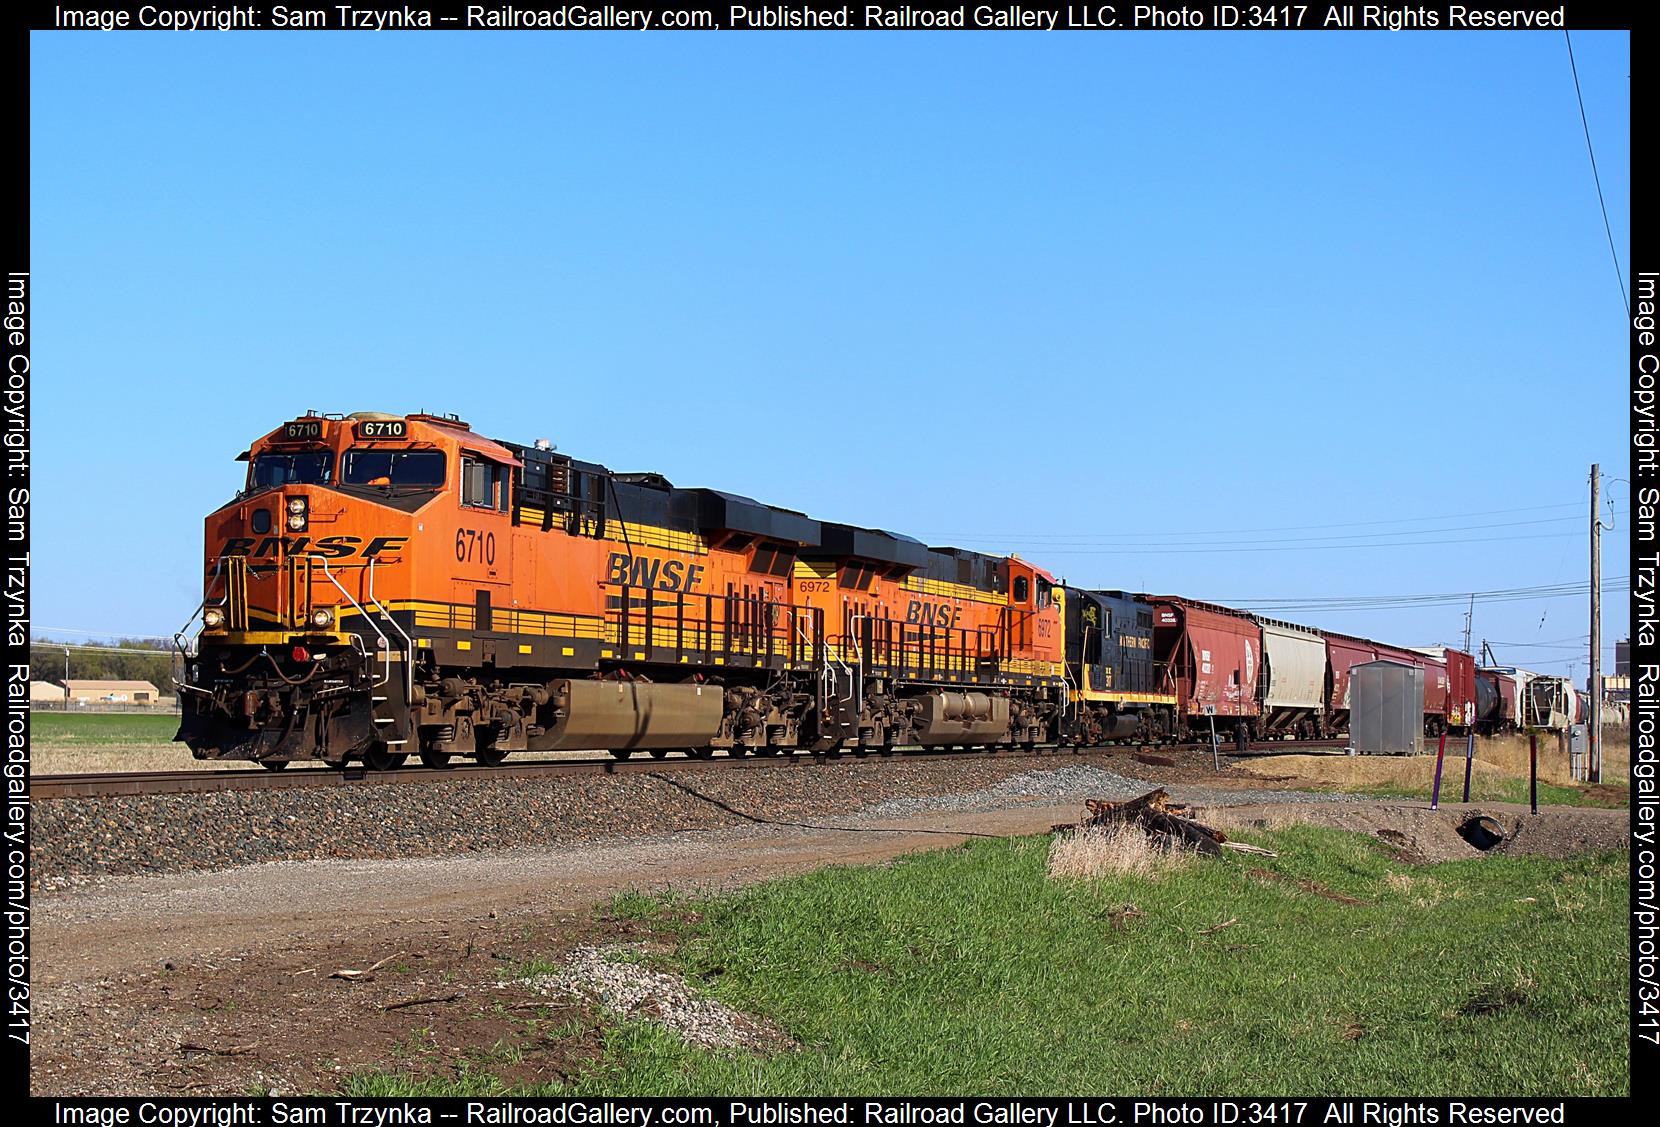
(175, 411, 1546, 769)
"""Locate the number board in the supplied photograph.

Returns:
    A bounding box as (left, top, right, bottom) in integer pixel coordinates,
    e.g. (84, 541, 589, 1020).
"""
(283, 420, 324, 440)
(355, 419, 408, 439)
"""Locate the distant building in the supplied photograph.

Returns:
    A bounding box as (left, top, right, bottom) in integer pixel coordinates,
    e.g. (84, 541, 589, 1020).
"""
(62, 679, 163, 705)
(28, 680, 68, 704)
(1616, 637, 1630, 678)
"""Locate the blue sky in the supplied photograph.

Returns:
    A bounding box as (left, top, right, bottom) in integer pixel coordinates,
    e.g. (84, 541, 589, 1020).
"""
(30, 30, 1630, 678)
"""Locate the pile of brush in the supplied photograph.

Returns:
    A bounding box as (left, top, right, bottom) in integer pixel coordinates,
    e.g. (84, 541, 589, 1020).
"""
(1052, 788, 1231, 855)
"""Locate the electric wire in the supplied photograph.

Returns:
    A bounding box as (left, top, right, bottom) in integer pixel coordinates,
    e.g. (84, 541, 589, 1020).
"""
(1564, 30, 1630, 316)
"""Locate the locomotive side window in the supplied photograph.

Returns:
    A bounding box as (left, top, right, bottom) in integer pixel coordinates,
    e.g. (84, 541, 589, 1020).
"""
(1013, 576, 1030, 603)
(250, 451, 333, 489)
(1037, 579, 1052, 609)
(342, 449, 445, 487)
(462, 457, 509, 511)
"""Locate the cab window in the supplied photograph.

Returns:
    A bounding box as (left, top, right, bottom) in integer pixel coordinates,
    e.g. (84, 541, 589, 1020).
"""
(462, 457, 509, 511)
(1037, 579, 1052, 609)
(250, 451, 332, 489)
(343, 449, 446, 487)
(1012, 576, 1030, 603)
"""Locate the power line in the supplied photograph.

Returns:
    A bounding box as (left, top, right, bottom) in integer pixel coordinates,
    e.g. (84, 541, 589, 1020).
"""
(946, 514, 1582, 550)
(1219, 576, 1628, 612)
(1563, 30, 1629, 317)
(1036, 531, 1581, 556)
(30, 642, 176, 657)
(933, 500, 1591, 542)
(38, 626, 175, 641)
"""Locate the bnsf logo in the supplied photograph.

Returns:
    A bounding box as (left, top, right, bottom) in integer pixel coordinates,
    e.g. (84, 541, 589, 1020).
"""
(607, 553, 706, 592)
(906, 600, 962, 627)
(220, 536, 409, 559)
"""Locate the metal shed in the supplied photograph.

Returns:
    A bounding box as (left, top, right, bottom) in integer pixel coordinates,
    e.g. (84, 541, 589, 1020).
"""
(1350, 659, 1423, 756)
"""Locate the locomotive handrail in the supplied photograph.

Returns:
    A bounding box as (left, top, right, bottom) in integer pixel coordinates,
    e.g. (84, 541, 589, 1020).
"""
(173, 554, 230, 661)
(308, 555, 393, 691)
(366, 555, 415, 701)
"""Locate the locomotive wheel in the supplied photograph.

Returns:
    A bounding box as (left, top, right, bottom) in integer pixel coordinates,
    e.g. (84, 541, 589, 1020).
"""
(361, 745, 406, 772)
(648, 748, 669, 759)
(728, 745, 748, 759)
(609, 749, 633, 761)
(686, 746, 714, 760)
(475, 745, 507, 767)
(259, 759, 290, 772)
(419, 747, 455, 770)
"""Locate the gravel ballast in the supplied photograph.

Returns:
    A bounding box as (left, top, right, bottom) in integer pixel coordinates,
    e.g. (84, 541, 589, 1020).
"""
(32, 753, 1353, 888)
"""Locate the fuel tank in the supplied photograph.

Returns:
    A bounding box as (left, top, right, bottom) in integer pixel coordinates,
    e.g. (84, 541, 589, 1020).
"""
(913, 690, 1011, 745)
(532, 679, 723, 752)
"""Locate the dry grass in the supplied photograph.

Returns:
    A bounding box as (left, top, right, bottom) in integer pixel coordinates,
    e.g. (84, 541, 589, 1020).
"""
(1237, 751, 1516, 793)
(33, 746, 249, 774)
(1046, 824, 1195, 881)
(1235, 727, 1629, 800)
(1187, 805, 1314, 833)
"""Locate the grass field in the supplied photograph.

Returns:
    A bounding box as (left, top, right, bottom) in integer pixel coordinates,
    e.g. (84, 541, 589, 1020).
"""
(347, 826, 1630, 1097)
(27, 711, 233, 772)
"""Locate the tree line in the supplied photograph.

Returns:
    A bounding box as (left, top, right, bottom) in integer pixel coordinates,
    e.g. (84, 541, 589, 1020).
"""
(29, 637, 180, 694)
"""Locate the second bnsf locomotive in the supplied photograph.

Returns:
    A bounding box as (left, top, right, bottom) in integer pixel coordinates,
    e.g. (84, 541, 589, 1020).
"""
(176, 410, 1486, 769)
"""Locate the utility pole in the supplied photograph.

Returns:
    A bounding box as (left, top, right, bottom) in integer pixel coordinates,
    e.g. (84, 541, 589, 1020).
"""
(63, 647, 70, 704)
(1590, 464, 1602, 784)
(1462, 595, 1474, 655)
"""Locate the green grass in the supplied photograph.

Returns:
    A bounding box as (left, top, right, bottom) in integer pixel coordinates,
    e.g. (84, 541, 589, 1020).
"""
(349, 828, 1629, 1097)
(31, 711, 181, 748)
(1349, 775, 1620, 808)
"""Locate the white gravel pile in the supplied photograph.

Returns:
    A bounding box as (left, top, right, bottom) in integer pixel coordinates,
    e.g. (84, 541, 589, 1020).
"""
(861, 765, 1363, 819)
(514, 945, 793, 1052)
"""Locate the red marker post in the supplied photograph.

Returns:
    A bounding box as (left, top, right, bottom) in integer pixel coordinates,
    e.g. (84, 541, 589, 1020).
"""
(1431, 729, 1448, 810)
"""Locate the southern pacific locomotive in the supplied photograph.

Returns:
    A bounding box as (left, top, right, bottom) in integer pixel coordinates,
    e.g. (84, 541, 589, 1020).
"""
(175, 411, 1556, 770)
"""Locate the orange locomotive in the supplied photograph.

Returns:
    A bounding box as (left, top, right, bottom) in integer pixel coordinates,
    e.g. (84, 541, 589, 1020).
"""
(177, 411, 1066, 769)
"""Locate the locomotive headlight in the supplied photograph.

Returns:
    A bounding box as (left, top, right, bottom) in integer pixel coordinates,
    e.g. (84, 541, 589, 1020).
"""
(310, 608, 333, 629)
(203, 608, 225, 629)
(287, 497, 307, 514)
(287, 512, 307, 530)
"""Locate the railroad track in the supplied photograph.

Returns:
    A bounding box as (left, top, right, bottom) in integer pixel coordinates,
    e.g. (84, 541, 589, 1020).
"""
(30, 738, 1353, 800)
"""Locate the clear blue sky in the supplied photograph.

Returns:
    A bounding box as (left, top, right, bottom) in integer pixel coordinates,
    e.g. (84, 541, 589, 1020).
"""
(30, 30, 1631, 679)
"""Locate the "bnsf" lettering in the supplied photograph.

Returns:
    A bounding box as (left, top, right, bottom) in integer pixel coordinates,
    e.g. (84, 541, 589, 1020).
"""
(905, 600, 962, 627)
(220, 536, 409, 559)
(607, 552, 706, 592)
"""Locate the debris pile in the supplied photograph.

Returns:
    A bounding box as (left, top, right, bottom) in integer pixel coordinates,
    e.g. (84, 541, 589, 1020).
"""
(1053, 788, 1229, 855)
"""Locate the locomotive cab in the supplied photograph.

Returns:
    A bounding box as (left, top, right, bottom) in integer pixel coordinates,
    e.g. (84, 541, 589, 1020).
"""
(177, 410, 504, 769)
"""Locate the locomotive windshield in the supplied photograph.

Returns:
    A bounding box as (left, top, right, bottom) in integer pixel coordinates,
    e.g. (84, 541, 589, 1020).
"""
(250, 451, 333, 489)
(342, 449, 446, 488)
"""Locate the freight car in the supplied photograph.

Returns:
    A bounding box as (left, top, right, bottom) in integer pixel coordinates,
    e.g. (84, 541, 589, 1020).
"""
(176, 411, 1065, 768)
(1147, 597, 1261, 742)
